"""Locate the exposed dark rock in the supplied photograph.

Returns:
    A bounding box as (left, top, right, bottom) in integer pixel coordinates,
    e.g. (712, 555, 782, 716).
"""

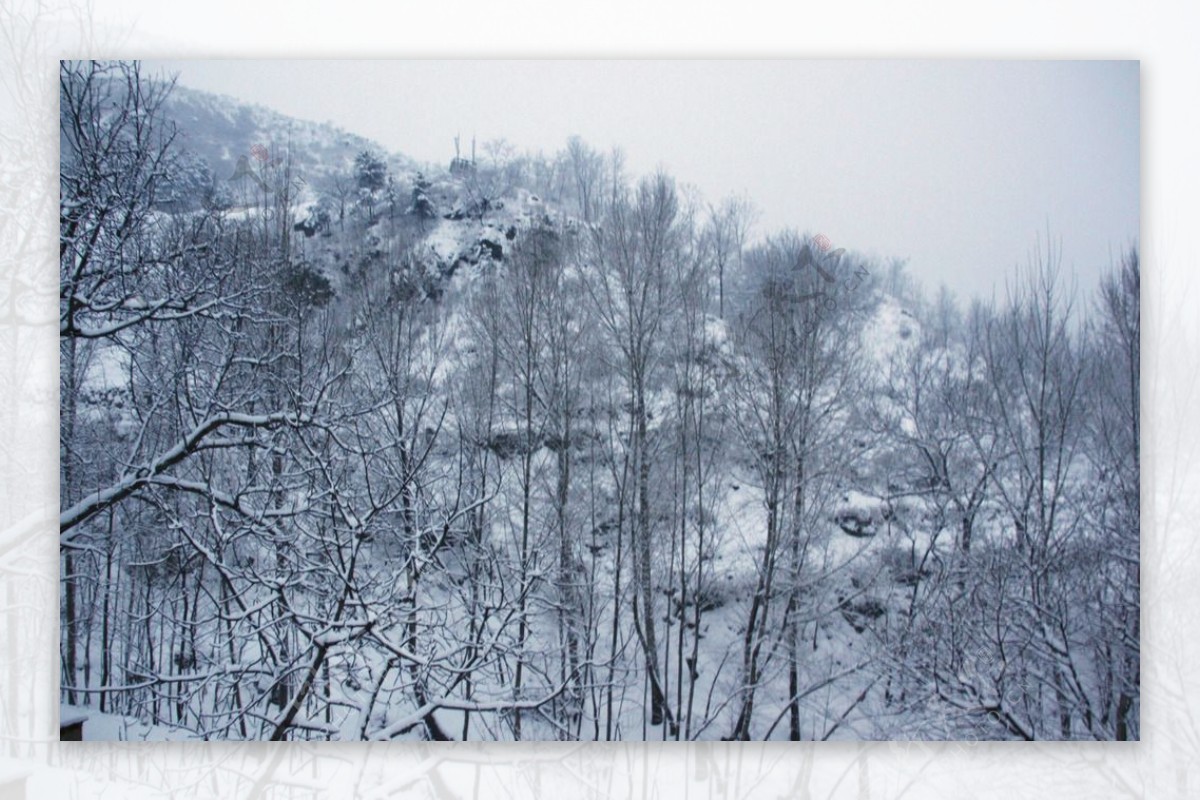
(484, 430, 541, 460)
(832, 492, 892, 537)
(838, 595, 887, 633)
(543, 433, 569, 452)
(836, 517, 876, 538)
(479, 237, 503, 261)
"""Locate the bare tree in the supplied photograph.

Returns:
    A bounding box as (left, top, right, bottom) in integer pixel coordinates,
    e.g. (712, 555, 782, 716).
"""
(706, 195, 756, 320)
(584, 172, 683, 730)
(1085, 247, 1139, 739)
(565, 135, 605, 224)
(724, 233, 868, 740)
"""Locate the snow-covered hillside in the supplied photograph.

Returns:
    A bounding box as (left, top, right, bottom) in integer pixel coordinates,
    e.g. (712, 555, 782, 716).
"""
(59, 64, 1140, 743)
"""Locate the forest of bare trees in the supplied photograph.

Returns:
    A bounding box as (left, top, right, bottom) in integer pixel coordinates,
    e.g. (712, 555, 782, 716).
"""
(59, 60, 1139, 741)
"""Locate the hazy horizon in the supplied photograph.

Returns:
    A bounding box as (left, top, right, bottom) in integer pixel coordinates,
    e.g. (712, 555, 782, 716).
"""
(144, 59, 1139, 303)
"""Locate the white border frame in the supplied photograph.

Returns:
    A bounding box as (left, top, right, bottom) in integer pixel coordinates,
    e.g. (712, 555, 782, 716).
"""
(4, 1, 1195, 797)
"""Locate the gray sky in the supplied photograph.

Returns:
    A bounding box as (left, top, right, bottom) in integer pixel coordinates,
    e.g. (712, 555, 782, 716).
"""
(146, 59, 1139, 303)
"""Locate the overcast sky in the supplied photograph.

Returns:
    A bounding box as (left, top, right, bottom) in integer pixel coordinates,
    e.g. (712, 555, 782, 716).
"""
(145, 59, 1139, 303)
